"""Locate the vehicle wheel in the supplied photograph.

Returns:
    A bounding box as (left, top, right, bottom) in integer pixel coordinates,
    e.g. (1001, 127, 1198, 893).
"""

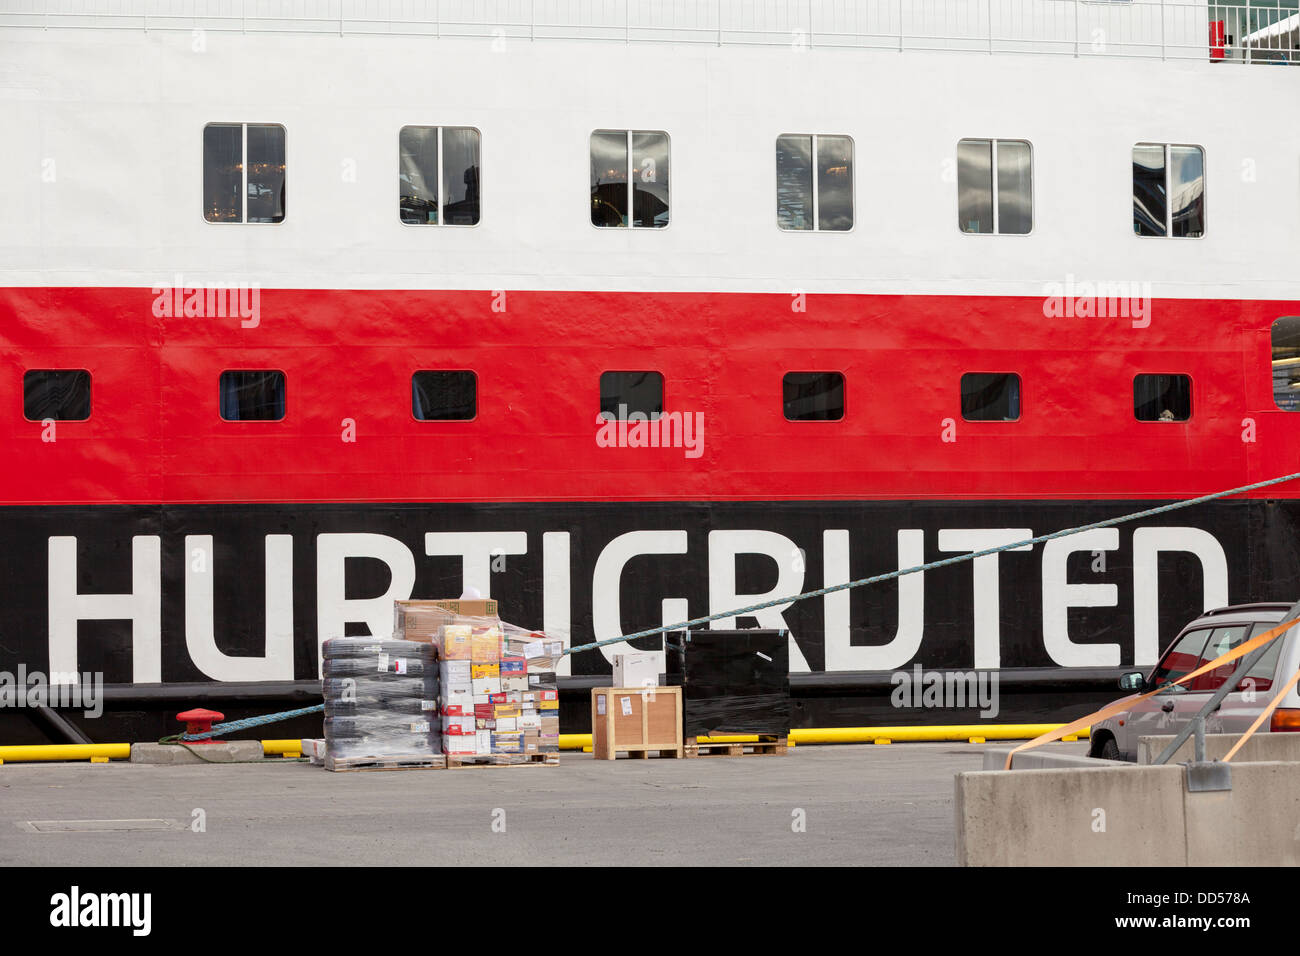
(1098, 736, 1120, 761)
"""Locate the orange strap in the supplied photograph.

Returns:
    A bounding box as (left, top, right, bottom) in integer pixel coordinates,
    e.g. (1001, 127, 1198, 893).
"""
(1222, 664, 1300, 763)
(1003, 617, 1300, 770)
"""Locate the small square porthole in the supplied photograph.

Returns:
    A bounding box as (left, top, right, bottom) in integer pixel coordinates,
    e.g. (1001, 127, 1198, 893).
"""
(1134, 374, 1191, 422)
(599, 371, 663, 420)
(783, 372, 844, 421)
(961, 373, 1020, 422)
(412, 370, 476, 421)
(219, 370, 285, 421)
(24, 369, 91, 421)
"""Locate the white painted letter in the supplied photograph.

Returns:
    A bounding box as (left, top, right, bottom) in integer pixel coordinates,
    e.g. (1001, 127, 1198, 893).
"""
(937, 529, 1033, 669)
(48, 536, 161, 683)
(1042, 529, 1120, 667)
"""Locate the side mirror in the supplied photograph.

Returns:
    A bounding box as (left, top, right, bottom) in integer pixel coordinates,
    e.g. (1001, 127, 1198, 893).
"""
(1118, 672, 1146, 692)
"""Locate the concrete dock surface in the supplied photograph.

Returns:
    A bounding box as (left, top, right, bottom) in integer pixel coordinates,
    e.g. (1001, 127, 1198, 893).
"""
(0, 741, 1089, 866)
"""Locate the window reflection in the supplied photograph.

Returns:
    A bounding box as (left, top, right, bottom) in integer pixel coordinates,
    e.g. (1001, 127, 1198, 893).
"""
(1134, 374, 1192, 422)
(23, 370, 91, 421)
(219, 370, 286, 421)
(591, 131, 629, 227)
(996, 140, 1033, 235)
(776, 135, 813, 230)
(961, 372, 1020, 421)
(1132, 145, 1167, 236)
(442, 128, 481, 226)
(412, 370, 476, 420)
(203, 124, 242, 223)
(1271, 317, 1300, 411)
(816, 135, 853, 231)
(957, 139, 994, 234)
(399, 126, 439, 224)
(632, 132, 670, 228)
(599, 371, 663, 419)
(204, 123, 284, 224)
(246, 125, 285, 223)
(1169, 145, 1204, 238)
(1134, 143, 1202, 238)
(783, 372, 844, 421)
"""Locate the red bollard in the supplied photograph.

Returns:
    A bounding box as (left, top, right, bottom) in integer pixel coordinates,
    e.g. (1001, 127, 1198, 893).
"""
(176, 708, 225, 744)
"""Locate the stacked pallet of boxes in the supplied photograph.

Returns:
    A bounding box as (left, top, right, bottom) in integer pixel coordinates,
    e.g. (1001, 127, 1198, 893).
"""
(394, 600, 564, 762)
(320, 637, 442, 769)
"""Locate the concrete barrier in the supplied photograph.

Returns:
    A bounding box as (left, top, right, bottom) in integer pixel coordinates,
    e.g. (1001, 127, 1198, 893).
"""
(956, 758, 1300, 865)
(1137, 731, 1300, 765)
(130, 742, 263, 764)
(981, 746, 1127, 771)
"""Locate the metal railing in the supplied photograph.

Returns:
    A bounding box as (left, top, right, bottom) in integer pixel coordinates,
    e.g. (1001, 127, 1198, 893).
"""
(1, 0, 1296, 64)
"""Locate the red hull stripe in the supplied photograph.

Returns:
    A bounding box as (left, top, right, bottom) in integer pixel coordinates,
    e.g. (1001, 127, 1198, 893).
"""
(1, 286, 1297, 505)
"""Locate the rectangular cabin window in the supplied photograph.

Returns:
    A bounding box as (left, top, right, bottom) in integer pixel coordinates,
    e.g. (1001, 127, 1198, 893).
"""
(219, 370, 285, 421)
(399, 126, 481, 226)
(958, 139, 1032, 235)
(776, 135, 853, 231)
(783, 372, 845, 420)
(1134, 374, 1192, 422)
(1272, 317, 1300, 411)
(24, 370, 90, 421)
(412, 371, 477, 420)
(1133, 143, 1203, 238)
(961, 373, 1021, 421)
(591, 131, 669, 228)
(204, 124, 285, 223)
(599, 371, 663, 420)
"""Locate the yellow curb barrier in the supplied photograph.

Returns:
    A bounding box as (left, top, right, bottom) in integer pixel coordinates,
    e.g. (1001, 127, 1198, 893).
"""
(0, 744, 131, 763)
(557, 724, 1091, 751)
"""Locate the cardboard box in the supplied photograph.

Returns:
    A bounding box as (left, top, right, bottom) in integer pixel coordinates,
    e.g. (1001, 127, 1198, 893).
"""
(441, 702, 473, 717)
(475, 730, 493, 755)
(522, 731, 540, 754)
(443, 683, 473, 706)
(440, 625, 473, 660)
(471, 626, 502, 663)
(541, 715, 560, 736)
(500, 657, 526, 675)
(474, 703, 494, 719)
(496, 717, 518, 732)
(493, 704, 521, 719)
(527, 672, 558, 690)
(395, 598, 499, 631)
(613, 652, 661, 690)
(501, 676, 529, 692)
(538, 734, 560, 753)
(471, 663, 499, 680)
(492, 732, 523, 754)
(517, 713, 541, 731)
(475, 717, 496, 731)
(440, 660, 472, 683)
(444, 739, 475, 755)
(441, 716, 474, 735)
(471, 677, 501, 696)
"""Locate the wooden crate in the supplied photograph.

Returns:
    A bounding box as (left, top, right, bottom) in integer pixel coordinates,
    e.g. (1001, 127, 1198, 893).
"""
(591, 686, 684, 760)
(684, 735, 787, 758)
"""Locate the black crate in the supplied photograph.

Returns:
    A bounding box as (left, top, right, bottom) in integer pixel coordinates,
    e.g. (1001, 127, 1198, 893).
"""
(665, 629, 791, 737)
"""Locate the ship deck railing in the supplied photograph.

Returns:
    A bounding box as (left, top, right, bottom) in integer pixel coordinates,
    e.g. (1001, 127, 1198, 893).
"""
(1, 0, 1297, 66)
